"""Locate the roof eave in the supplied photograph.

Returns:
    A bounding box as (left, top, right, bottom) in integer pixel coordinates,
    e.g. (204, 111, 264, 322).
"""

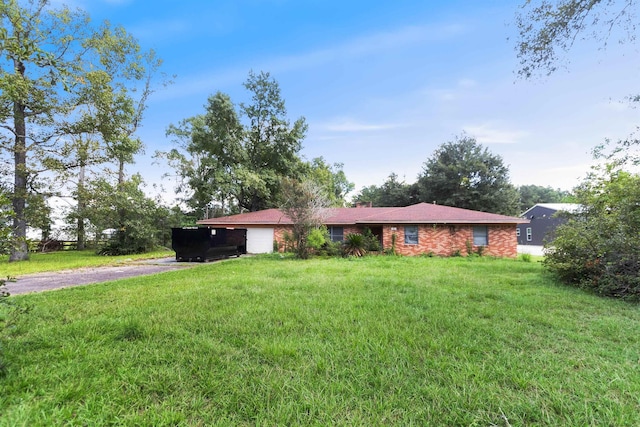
(356, 220, 528, 225)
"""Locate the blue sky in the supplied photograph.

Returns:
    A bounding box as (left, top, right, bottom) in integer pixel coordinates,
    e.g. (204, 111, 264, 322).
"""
(69, 0, 639, 201)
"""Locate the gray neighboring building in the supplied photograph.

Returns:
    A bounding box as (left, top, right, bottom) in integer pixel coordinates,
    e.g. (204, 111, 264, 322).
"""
(517, 203, 581, 246)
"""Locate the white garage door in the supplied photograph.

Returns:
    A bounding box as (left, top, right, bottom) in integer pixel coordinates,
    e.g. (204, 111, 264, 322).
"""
(246, 228, 274, 254)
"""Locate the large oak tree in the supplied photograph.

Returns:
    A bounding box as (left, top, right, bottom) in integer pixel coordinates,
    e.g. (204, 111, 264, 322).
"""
(0, 0, 159, 261)
(162, 71, 308, 217)
(415, 135, 519, 215)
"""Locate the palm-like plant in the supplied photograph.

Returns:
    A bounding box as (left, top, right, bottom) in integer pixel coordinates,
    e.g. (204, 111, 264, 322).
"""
(343, 233, 367, 257)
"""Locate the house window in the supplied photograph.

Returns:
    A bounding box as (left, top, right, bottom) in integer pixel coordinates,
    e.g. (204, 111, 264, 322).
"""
(516, 228, 521, 237)
(404, 225, 419, 245)
(328, 226, 344, 242)
(473, 226, 488, 246)
(526, 227, 532, 242)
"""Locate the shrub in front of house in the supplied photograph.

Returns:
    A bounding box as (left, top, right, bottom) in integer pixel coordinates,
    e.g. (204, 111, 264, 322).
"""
(307, 227, 328, 253)
(343, 233, 367, 257)
(362, 227, 382, 252)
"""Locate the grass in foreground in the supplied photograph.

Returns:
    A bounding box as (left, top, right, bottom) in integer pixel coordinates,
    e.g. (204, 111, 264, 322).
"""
(1, 255, 639, 426)
(0, 248, 173, 277)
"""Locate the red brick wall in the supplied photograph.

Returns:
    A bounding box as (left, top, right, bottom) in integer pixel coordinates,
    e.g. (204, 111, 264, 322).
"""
(486, 225, 519, 257)
(380, 224, 518, 258)
(273, 225, 363, 252)
(343, 226, 361, 236)
(273, 225, 293, 252)
(272, 223, 518, 257)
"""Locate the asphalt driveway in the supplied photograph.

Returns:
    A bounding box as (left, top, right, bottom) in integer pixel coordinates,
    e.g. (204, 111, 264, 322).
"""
(5, 257, 198, 296)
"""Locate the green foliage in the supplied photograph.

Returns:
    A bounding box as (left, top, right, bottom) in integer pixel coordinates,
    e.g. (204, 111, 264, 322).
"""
(520, 253, 532, 263)
(161, 71, 308, 215)
(282, 233, 295, 253)
(544, 168, 640, 300)
(465, 239, 473, 256)
(361, 227, 382, 252)
(390, 232, 398, 255)
(317, 240, 342, 257)
(307, 227, 328, 251)
(0, 190, 12, 256)
(517, 184, 573, 213)
(279, 178, 329, 259)
(303, 157, 354, 207)
(415, 135, 519, 215)
(0, 1, 163, 262)
(83, 175, 167, 255)
(343, 233, 367, 257)
(161, 95, 243, 218)
(353, 173, 415, 207)
(24, 192, 53, 240)
(281, 230, 295, 253)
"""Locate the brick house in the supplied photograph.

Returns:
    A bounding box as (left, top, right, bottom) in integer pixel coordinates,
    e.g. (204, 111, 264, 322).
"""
(198, 202, 528, 257)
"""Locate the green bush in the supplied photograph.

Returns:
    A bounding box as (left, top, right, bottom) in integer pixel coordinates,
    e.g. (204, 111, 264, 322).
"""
(343, 233, 367, 257)
(281, 230, 295, 253)
(362, 227, 382, 252)
(318, 240, 342, 257)
(544, 169, 640, 300)
(307, 227, 328, 251)
(97, 229, 155, 256)
(465, 239, 473, 256)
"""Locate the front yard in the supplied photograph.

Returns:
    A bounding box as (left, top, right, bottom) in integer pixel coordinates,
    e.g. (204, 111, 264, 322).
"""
(1, 255, 639, 425)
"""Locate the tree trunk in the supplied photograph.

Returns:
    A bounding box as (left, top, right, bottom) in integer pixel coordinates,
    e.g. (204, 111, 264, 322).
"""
(76, 163, 86, 251)
(9, 60, 29, 261)
(117, 158, 126, 247)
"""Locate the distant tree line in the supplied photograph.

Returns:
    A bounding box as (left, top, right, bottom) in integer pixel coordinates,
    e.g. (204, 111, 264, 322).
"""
(353, 135, 570, 216)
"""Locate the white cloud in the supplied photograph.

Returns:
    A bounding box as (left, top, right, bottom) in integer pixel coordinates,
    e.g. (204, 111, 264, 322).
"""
(463, 123, 529, 144)
(263, 23, 467, 74)
(319, 119, 403, 133)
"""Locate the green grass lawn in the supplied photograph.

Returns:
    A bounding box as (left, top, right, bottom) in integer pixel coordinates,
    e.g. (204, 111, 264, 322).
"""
(1, 255, 639, 426)
(0, 248, 174, 277)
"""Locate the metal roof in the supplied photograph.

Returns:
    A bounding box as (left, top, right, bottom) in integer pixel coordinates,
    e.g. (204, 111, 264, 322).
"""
(520, 203, 582, 218)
